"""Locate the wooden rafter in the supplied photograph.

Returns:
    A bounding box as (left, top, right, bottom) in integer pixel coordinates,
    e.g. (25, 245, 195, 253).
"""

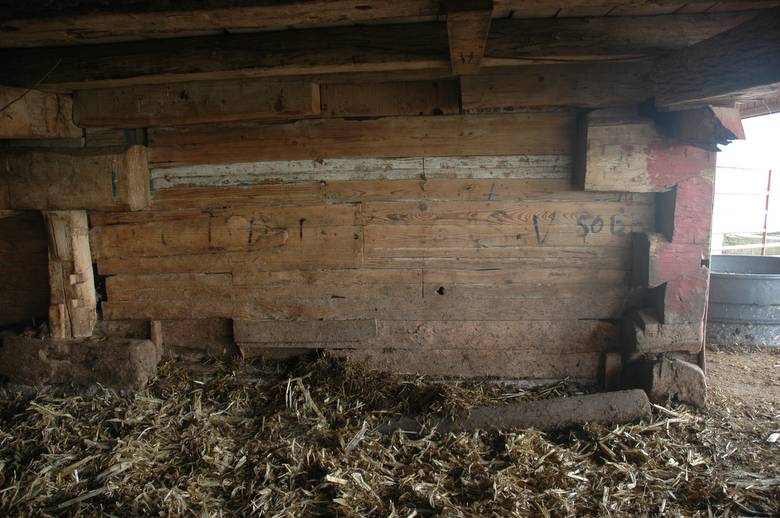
(652, 7, 780, 110)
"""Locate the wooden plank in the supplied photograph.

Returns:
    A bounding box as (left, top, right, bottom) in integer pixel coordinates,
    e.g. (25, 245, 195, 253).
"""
(485, 12, 754, 63)
(0, 23, 450, 90)
(444, 0, 493, 75)
(74, 79, 321, 128)
(149, 113, 575, 167)
(335, 349, 603, 379)
(90, 205, 358, 259)
(149, 155, 570, 190)
(0, 1, 442, 48)
(103, 269, 626, 311)
(274, 319, 617, 351)
(461, 61, 652, 112)
(365, 224, 636, 254)
(95, 224, 363, 274)
(152, 183, 324, 210)
(106, 269, 421, 300)
(576, 109, 716, 192)
(0, 86, 81, 139)
(1, 12, 753, 90)
(1, 1, 773, 50)
(652, 7, 780, 110)
(235, 319, 377, 343)
(362, 199, 654, 226)
(320, 80, 460, 117)
(150, 158, 425, 189)
(43, 211, 96, 338)
(89, 203, 359, 227)
(326, 179, 650, 203)
(0, 146, 150, 211)
(150, 177, 617, 210)
(101, 284, 629, 321)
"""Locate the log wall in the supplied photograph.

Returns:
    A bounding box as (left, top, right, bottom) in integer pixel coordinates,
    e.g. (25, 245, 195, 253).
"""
(91, 111, 656, 380)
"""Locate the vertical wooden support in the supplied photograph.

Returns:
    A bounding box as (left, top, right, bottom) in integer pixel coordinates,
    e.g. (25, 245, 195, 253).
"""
(443, 0, 493, 75)
(44, 211, 97, 338)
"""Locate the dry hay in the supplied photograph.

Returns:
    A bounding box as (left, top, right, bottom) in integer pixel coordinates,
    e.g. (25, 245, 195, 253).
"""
(0, 353, 777, 517)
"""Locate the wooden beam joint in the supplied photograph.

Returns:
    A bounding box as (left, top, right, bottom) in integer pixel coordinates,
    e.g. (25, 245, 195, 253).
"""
(443, 0, 493, 75)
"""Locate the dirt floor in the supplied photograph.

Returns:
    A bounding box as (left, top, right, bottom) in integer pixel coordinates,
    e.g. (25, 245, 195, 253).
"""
(0, 348, 778, 516)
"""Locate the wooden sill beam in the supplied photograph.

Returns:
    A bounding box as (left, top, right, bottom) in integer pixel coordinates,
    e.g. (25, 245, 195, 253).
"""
(0, 12, 752, 91)
(652, 7, 780, 110)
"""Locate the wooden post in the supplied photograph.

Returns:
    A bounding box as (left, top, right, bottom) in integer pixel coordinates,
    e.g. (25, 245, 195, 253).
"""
(44, 211, 97, 338)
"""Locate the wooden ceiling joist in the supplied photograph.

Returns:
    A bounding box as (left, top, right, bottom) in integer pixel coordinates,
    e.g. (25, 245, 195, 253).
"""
(1, 0, 777, 49)
(443, 0, 494, 75)
(652, 7, 780, 110)
(0, 12, 750, 91)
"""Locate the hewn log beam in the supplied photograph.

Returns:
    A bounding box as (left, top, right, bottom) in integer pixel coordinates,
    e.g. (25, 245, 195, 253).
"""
(443, 0, 493, 75)
(74, 79, 321, 127)
(0, 86, 82, 139)
(0, 12, 751, 90)
(652, 7, 780, 110)
(461, 61, 652, 111)
(0, 146, 150, 211)
(0, 1, 774, 49)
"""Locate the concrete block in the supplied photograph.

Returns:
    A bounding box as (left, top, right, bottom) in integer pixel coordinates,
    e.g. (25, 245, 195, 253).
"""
(0, 335, 161, 391)
(639, 356, 706, 408)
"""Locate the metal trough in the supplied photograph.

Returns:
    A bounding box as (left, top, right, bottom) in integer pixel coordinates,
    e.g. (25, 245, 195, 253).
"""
(707, 255, 780, 347)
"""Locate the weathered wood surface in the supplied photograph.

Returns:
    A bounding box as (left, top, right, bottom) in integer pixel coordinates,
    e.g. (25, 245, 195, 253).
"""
(235, 319, 378, 343)
(0, 211, 49, 326)
(1, 23, 450, 90)
(239, 318, 616, 349)
(44, 211, 97, 338)
(0, 146, 150, 211)
(0, 0, 772, 48)
(320, 80, 460, 117)
(0, 86, 81, 139)
(150, 177, 643, 209)
(461, 62, 651, 112)
(445, 0, 493, 74)
(486, 12, 751, 62)
(74, 79, 321, 127)
(576, 110, 716, 192)
(149, 113, 575, 167)
(0, 12, 751, 90)
(652, 7, 780, 110)
(337, 349, 604, 379)
(92, 195, 649, 322)
(150, 155, 571, 190)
